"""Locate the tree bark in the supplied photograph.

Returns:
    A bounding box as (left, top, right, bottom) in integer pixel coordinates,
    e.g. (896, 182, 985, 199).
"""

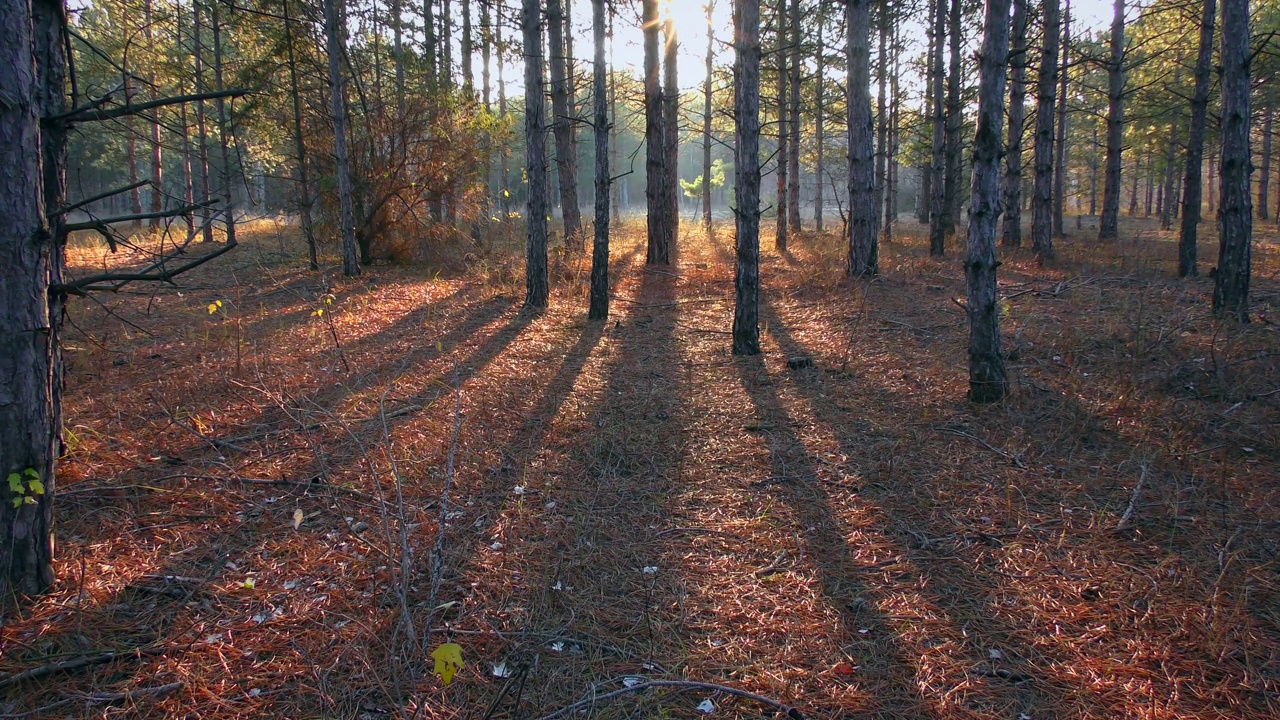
(927, 0, 946, 254)
(1213, 0, 1251, 321)
(967, 0, 1011, 403)
(1032, 0, 1059, 261)
(145, 0, 163, 229)
(1, 0, 66, 600)
(1097, 0, 1124, 241)
(1259, 102, 1272, 221)
(733, 0, 762, 355)
(462, 0, 474, 95)
(775, 8, 787, 253)
(589, 0, 609, 320)
(942, 0, 962, 237)
(548, 0, 583, 249)
(524, 0, 549, 306)
(643, 0, 669, 264)
(323, 0, 357, 275)
(847, 0, 877, 275)
(787, 0, 801, 233)
(283, 0, 317, 270)
(815, 0, 825, 231)
(1001, 0, 1028, 247)
(210, 0, 236, 247)
(664, 19, 680, 248)
(193, 1, 213, 242)
(1160, 62, 1181, 231)
(176, 8, 195, 236)
(919, 17, 934, 226)
(1052, 0, 1069, 236)
(876, 3, 888, 240)
(703, 1, 714, 230)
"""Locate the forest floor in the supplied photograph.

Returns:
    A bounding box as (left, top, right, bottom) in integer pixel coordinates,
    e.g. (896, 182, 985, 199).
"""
(2, 214, 1278, 719)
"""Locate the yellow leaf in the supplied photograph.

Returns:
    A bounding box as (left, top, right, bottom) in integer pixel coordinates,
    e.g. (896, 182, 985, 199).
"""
(431, 643, 464, 685)
(243, 577, 255, 590)
(292, 508, 304, 529)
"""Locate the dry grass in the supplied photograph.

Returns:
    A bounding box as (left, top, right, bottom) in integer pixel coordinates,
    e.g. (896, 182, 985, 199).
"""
(1, 213, 1277, 719)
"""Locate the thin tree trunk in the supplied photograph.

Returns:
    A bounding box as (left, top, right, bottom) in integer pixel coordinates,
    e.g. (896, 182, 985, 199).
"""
(145, 0, 163, 229)
(1128, 155, 1140, 215)
(1032, 0, 1059, 260)
(193, 1, 213, 242)
(733, 0, 762, 355)
(775, 8, 787, 252)
(1160, 62, 1181, 231)
(1144, 165, 1154, 216)
(1213, 0, 1251, 320)
(1090, 123, 1098, 215)
(942, 0, 962, 237)
(927, 0, 946, 253)
(1259, 102, 1272, 221)
(210, 0, 235, 247)
(442, 0, 453, 85)
(847, 0, 877, 275)
(609, 7, 620, 221)
(424, 0, 437, 86)
(888, 20, 900, 238)
(498, 6, 508, 214)
(876, 3, 888, 240)
(124, 4, 142, 219)
(787, 0, 801, 232)
(703, 1, 714, 229)
(323, 0, 357, 274)
(643, 0, 669, 264)
(548, 0, 583, 248)
(815, 0, 825, 230)
(523, 0, 549, 306)
(589, 0, 609, 320)
(1052, 0, 1069, 236)
(393, 0, 406, 114)
(176, 6, 195, 236)
(664, 19, 679, 248)
(1208, 155, 1216, 213)
(283, 0, 317, 269)
(462, 0, 474, 94)
(1097, 0, 1124, 241)
(1001, 0, 1028, 247)
(967, 0, 1011, 403)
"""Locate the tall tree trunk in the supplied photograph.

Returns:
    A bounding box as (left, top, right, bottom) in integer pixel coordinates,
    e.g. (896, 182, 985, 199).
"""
(1052, 0, 1069, 236)
(392, 0, 406, 115)
(775, 8, 787, 252)
(927, 0, 946, 253)
(193, 1, 213, 242)
(1032, 0, 1059, 261)
(211, 0, 236, 247)
(462, 0, 474, 94)
(124, 4, 142, 219)
(787, 0, 801, 232)
(1144, 166, 1154, 216)
(523, 0, 549, 306)
(1259, 102, 1272, 221)
(145, 0, 163, 229)
(609, 7, 620, 221)
(1208, 155, 1216, 213)
(481, 0, 493, 204)
(847, 0, 877, 275)
(283, 0, 317, 269)
(967, 0, 1011, 403)
(1001, 0, 1028, 247)
(942, 0, 962, 237)
(1128, 155, 1140, 215)
(1, 0, 67, 599)
(815, 0, 825, 230)
(1214, 0, 1251, 320)
(643, 0, 669, 264)
(703, 1, 714, 229)
(919, 19, 934, 226)
(589, 0, 610, 320)
(497, 5, 508, 214)
(876, 3, 888, 240)
(733, 0, 762, 355)
(176, 7, 195, 236)
(424, 0, 437, 86)
(442, 0, 453, 85)
(1089, 123, 1098, 215)
(548, 0, 583, 249)
(887, 20, 900, 239)
(323, 0, 357, 275)
(1097, 0, 1124, 241)
(664, 19, 679, 248)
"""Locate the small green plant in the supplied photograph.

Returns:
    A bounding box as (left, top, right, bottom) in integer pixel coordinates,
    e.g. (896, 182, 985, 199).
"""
(7, 468, 45, 508)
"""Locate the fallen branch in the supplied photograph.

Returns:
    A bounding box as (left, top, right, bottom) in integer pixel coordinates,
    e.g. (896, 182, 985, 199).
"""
(939, 429, 1027, 468)
(1114, 465, 1149, 531)
(0, 681, 183, 718)
(533, 679, 804, 720)
(0, 646, 167, 691)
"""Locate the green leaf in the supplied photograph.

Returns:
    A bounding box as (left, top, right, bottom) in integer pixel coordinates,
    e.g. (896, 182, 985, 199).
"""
(12, 498, 21, 509)
(27, 478, 44, 495)
(7, 473, 22, 494)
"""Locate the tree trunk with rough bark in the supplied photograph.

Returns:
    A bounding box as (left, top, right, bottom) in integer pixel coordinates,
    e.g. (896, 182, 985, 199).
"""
(775, 8, 787, 253)
(1052, 0, 1069, 236)
(193, 2, 213, 242)
(524, 0, 549, 306)
(703, 2, 714, 229)
(927, 0, 946, 253)
(211, 0, 236, 247)
(1097, 0, 1124, 241)
(548, 0, 583, 249)
(283, 0, 317, 269)
(1259, 102, 1272, 221)
(1214, 0, 1251, 321)
(1032, 0, 1059, 260)
(815, 1, 825, 230)
(589, 0, 609, 320)
(733, 0, 762, 355)
(145, 0, 163, 229)
(643, 0, 669, 264)
(664, 20, 680, 248)
(847, 0, 877, 275)
(876, 3, 888, 240)
(942, 0, 962, 237)
(1001, 0, 1028, 247)
(323, 0, 357, 275)
(787, 0, 801, 233)
(967, 0, 1011, 403)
